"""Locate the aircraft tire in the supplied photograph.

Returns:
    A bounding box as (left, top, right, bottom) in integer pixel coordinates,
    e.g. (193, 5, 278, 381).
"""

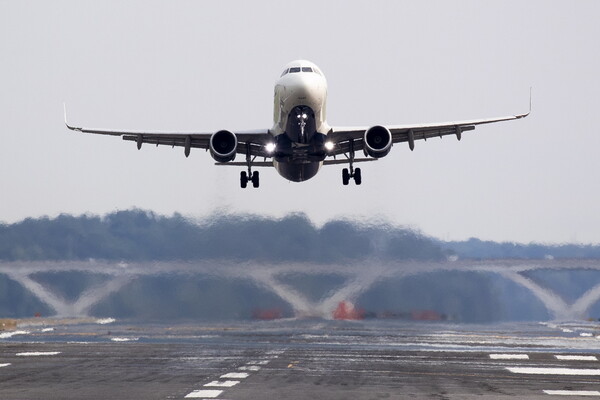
(342, 168, 350, 185)
(354, 168, 362, 185)
(252, 171, 260, 188)
(240, 171, 248, 188)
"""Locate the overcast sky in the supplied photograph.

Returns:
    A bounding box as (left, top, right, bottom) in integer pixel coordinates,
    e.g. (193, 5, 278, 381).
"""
(1, 1, 599, 244)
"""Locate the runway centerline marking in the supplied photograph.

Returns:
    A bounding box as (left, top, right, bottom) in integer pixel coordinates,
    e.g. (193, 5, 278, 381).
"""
(16, 351, 61, 356)
(247, 360, 270, 365)
(507, 367, 600, 375)
(204, 380, 240, 387)
(184, 389, 223, 398)
(220, 372, 249, 379)
(0, 363, 11, 367)
(543, 390, 600, 396)
(555, 355, 598, 361)
(490, 354, 529, 360)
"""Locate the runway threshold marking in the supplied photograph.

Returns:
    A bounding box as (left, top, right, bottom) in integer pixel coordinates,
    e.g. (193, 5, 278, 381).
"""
(490, 354, 529, 360)
(555, 355, 598, 361)
(543, 390, 600, 396)
(204, 380, 240, 387)
(507, 367, 600, 375)
(184, 389, 223, 398)
(16, 351, 61, 356)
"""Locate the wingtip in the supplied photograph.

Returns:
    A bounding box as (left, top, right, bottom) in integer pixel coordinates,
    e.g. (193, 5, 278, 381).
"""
(63, 103, 82, 131)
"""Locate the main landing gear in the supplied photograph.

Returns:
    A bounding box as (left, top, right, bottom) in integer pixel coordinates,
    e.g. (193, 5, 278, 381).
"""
(342, 139, 362, 186)
(240, 170, 259, 188)
(240, 143, 259, 188)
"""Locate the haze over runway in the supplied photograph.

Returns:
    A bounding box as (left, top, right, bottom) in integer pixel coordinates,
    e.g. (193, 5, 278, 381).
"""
(1, 1, 599, 243)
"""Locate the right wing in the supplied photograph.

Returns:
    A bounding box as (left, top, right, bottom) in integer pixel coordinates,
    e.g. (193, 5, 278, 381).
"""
(64, 106, 274, 158)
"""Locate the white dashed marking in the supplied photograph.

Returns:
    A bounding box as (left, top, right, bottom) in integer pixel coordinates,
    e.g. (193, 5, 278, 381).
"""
(184, 389, 223, 398)
(110, 337, 139, 342)
(41, 328, 55, 333)
(0, 330, 30, 339)
(220, 372, 249, 379)
(543, 390, 600, 396)
(204, 380, 240, 387)
(555, 355, 598, 361)
(247, 360, 270, 365)
(0, 363, 11, 368)
(16, 352, 61, 357)
(580, 333, 594, 337)
(507, 367, 600, 375)
(238, 365, 261, 371)
(490, 354, 529, 360)
(562, 329, 574, 333)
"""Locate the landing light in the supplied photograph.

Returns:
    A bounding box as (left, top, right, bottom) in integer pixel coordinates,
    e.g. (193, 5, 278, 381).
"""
(265, 142, 276, 153)
(324, 141, 334, 151)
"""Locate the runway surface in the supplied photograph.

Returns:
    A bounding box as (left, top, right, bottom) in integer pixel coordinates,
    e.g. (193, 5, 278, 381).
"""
(1, 319, 599, 399)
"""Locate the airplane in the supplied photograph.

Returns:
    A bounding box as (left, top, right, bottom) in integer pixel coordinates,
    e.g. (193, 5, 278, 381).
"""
(65, 60, 529, 188)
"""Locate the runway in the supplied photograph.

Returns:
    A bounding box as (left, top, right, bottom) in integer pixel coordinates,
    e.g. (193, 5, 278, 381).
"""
(1, 319, 599, 399)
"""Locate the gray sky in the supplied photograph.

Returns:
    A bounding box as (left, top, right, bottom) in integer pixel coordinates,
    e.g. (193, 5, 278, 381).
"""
(1, 1, 599, 244)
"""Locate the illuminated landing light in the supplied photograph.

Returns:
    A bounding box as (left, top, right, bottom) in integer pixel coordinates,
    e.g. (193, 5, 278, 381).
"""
(265, 142, 276, 153)
(324, 141, 335, 151)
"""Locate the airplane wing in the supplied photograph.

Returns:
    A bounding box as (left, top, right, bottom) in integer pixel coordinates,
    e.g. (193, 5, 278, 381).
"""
(64, 106, 274, 158)
(327, 109, 530, 156)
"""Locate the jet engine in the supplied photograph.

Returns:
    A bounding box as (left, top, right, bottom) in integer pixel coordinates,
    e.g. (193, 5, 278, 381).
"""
(364, 125, 392, 158)
(209, 130, 238, 162)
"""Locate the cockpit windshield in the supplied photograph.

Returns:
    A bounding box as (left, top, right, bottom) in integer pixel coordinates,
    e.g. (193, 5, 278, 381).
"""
(281, 66, 319, 76)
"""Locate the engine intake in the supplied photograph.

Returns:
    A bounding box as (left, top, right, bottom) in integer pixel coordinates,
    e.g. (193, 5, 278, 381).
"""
(209, 130, 237, 163)
(364, 125, 392, 158)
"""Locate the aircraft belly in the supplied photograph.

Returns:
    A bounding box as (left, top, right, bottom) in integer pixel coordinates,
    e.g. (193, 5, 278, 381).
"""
(274, 160, 322, 182)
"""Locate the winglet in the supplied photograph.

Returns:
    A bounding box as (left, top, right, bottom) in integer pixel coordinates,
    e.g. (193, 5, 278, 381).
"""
(63, 103, 82, 132)
(515, 88, 532, 119)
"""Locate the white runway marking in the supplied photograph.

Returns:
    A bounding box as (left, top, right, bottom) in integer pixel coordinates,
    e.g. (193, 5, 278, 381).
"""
(16, 351, 61, 357)
(238, 365, 261, 371)
(220, 372, 249, 379)
(0, 363, 11, 367)
(247, 360, 270, 365)
(555, 355, 598, 361)
(184, 389, 223, 398)
(507, 367, 600, 375)
(562, 329, 574, 333)
(0, 330, 30, 339)
(40, 328, 55, 333)
(110, 337, 139, 342)
(96, 318, 116, 325)
(580, 333, 594, 337)
(204, 380, 240, 387)
(490, 354, 529, 360)
(543, 390, 600, 396)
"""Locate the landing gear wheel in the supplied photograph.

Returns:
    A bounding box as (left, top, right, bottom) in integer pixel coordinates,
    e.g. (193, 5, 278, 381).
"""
(342, 168, 350, 185)
(251, 171, 260, 188)
(354, 168, 362, 185)
(240, 171, 248, 188)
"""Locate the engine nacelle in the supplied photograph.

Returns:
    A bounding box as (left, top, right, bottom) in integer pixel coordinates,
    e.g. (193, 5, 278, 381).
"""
(209, 130, 237, 163)
(364, 125, 392, 158)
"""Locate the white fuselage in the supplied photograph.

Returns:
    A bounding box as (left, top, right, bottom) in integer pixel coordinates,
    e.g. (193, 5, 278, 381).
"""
(270, 60, 331, 182)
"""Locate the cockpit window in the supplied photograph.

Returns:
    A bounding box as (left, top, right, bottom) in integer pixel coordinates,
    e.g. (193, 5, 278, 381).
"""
(289, 67, 301, 73)
(280, 68, 289, 77)
(302, 67, 313, 72)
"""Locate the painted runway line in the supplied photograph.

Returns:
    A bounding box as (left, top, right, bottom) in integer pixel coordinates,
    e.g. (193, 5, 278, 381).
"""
(16, 351, 61, 356)
(184, 389, 223, 398)
(555, 355, 598, 361)
(220, 372, 249, 379)
(543, 390, 600, 396)
(507, 367, 600, 376)
(247, 360, 270, 365)
(204, 380, 240, 388)
(238, 365, 261, 371)
(0, 363, 11, 367)
(490, 354, 529, 360)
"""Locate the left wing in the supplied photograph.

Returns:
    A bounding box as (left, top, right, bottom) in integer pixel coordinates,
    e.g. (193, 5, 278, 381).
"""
(327, 110, 530, 156)
(64, 106, 273, 158)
